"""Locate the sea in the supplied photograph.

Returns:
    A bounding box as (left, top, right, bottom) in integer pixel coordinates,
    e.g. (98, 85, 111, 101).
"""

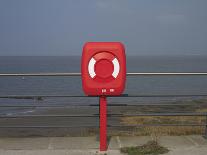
(0, 55, 207, 115)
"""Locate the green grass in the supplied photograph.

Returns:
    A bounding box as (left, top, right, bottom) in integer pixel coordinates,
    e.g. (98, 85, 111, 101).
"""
(120, 140, 169, 155)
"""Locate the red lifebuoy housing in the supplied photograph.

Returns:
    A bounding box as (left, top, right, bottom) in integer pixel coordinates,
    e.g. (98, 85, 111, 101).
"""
(81, 42, 126, 96)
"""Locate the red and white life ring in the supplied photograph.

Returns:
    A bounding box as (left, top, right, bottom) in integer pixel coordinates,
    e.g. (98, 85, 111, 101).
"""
(88, 52, 120, 79)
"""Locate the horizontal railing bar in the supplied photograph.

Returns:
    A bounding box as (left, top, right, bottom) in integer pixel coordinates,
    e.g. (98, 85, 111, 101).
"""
(1, 72, 207, 76)
(0, 124, 206, 128)
(0, 105, 77, 108)
(127, 72, 207, 76)
(110, 124, 207, 127)
(0, 113, 206, 118)
(0, 103, 199, 108)
(0, 115, 98, 118)
(121, 94, 207, 97)
(0, 125, 98, 128)
(0, 105, 95, 108)
(121, 113, 207, 116)
(1, 94, 207, 98)
(0, 95, 89, 98)
(0, 73, 81, 76)
(112, 103, 203, 106)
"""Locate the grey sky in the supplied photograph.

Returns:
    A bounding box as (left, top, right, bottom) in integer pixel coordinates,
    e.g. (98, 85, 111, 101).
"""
(0, 0, 207, 56)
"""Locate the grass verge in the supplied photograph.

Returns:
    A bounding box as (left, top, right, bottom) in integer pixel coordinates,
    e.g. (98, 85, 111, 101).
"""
(120, 116, 205, 136)
(120, 140, 169, 155)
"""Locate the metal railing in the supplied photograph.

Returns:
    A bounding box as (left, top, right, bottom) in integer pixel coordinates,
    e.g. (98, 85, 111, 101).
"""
(1, 72, 207, 76)
(0, 72, 207, 138)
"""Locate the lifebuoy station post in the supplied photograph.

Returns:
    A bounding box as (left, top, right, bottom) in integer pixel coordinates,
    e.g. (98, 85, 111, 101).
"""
(81, 42, 126, 151)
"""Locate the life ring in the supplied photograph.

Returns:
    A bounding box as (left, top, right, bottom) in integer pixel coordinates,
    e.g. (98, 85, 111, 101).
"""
(88, 52, 120, 79)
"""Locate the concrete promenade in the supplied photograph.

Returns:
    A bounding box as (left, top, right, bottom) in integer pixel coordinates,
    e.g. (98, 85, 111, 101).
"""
(0, 136, 206, 155)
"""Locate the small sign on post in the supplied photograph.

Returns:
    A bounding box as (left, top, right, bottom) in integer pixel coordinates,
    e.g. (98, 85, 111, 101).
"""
(81, 42, 126, 151)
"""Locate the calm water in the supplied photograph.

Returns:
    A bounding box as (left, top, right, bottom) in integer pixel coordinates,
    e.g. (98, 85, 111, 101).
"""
(0, 56, 207, 114)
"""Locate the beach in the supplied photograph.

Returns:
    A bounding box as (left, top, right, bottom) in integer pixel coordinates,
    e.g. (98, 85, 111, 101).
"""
(0, 97, 206, 137)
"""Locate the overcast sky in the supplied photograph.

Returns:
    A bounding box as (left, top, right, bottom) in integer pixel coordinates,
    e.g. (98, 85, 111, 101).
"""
(0, 0, 207, 56)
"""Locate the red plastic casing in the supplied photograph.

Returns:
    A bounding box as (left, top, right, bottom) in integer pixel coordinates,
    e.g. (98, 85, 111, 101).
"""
(81, 42, 126, 96)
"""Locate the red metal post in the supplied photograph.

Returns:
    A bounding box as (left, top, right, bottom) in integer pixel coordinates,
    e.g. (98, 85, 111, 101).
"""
(99, 96, 107, 151)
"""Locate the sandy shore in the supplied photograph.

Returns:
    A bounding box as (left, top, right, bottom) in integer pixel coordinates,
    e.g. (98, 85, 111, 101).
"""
(0, 98, 206, 137)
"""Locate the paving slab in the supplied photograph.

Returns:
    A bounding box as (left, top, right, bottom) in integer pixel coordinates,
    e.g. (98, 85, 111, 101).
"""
(159, 136, 195, 149)
(118, 136, 152, 147)
(0, 137, 50, 150)
(0, 135, 206, 155)
(108, 136, 119, 149)
(0, 150, 122, 155)
(50, 137, 99, 149)
(185, 135, 207, 146)
(165, 147, 207, 155)
(0, 150, 70, 155)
